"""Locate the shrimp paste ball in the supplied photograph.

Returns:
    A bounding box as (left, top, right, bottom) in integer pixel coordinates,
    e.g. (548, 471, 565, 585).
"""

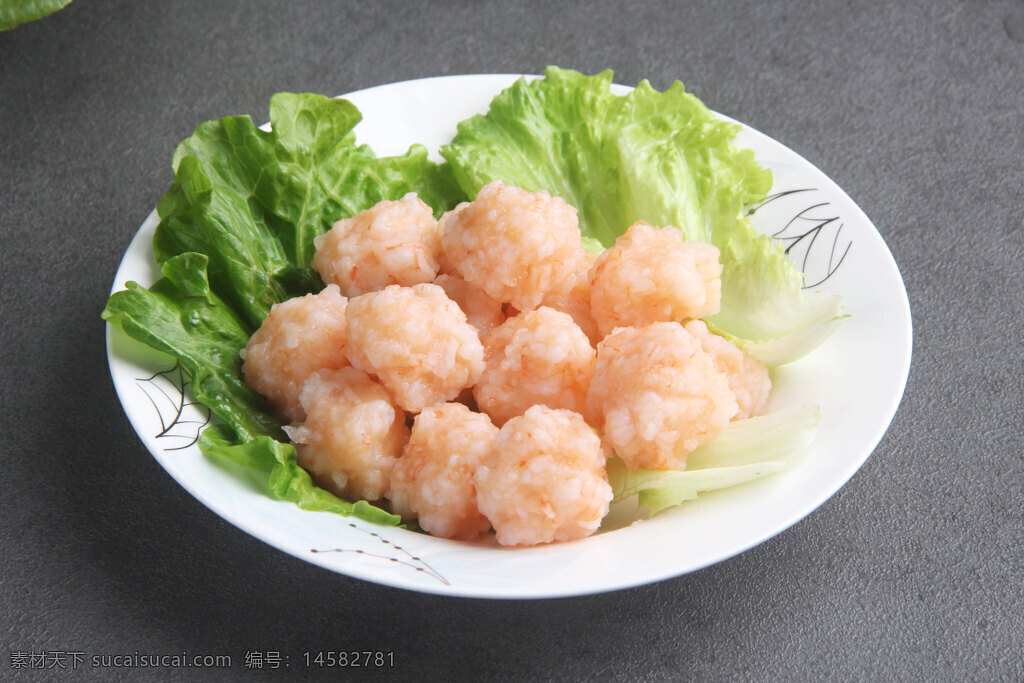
(540, 250, 600, 345)
(440, 180, 585, 311)
(312, 193, 441, 297)
(284, 367, 409, 502)
(589, 221, 723, 337)
(345, 283, 484, 413)
(476, 405, 612, 546)
(433, 272, 506, 337)
(474, 307, 595, 426)
(685, 320, 771, 420)
(241, 283, 349, 423)
(587, 323, 738, 470)
(388, 403, 498, 541)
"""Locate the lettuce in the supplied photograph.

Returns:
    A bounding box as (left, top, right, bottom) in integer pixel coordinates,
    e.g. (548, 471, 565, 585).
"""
(153, 92, 463, 330)
(199, 426, 401, 526)
(608, 405, 821, 516)
(103, 254, 282, 443)
(441, 66, 844, 363)
(104, 93, 464, 525)
(0, 0, 73, 31)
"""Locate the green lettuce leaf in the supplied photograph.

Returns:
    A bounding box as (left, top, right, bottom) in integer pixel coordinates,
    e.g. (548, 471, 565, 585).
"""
(102, 253, 282, 443)
(105, 93, 463, 525)
(0, 0, 73, 31)
(441, 66, 844, 363)
(704, 235, 846, 366)
(199, 425, 401, 527)
(608, 404, 821, 516)
(155, 92, 464, 329)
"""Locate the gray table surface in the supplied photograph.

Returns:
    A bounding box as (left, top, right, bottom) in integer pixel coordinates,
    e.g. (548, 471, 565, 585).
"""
(2, 0, 1022, 679)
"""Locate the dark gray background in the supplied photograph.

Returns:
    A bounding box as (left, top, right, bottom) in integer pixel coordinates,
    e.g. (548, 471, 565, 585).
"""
(2, 0, 1022, 679)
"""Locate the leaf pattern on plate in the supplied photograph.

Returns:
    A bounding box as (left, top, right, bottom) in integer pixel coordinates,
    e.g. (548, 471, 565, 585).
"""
(748, 188, 853, 287)
(136, 363, 211, 450)
(312, 523, 450, 585)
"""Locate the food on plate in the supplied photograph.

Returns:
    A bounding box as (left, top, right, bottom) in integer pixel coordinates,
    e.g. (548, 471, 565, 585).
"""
(388, 403, 497, 541)
(588, 221, 723, 337)
(240, 284, 349, 423)
(103, 67, 842, 544)
(475, 405, 612, 546)
(312, 193, 442, 297)
(432, 272, 507, 336)
(344, 283, 485, 413)
(539, 250, 600, 344)
(440, 180, 585, 311)
(587, 323, 738, 470)
(246, 186, 765, 545)
(473, 306, 595, 426)
(284, 367, 409, 502)
(441, 67, 844, 363)
(684, 319, 771, 420)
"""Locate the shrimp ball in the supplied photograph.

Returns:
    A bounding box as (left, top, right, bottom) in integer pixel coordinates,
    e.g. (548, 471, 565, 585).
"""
(312, 193, 441, 297)
(433, 273, 506, 337)
(540, 250, 600, 345)
(587, 323, 738, 470)
(589, 221, 722, 337)
(241, 284, 349, 423)
(475, 406, 612, 546)
(388, 403, 498, 541)
(474, 307, 595, 426)
(284, 367, 409, 502)
(440, 180, 585, 311)
(685, 320, 771, 420)
(345, 283, 484, 413)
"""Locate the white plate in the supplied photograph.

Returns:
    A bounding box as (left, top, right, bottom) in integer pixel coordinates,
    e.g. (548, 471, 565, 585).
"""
(106, 74, 912, 598)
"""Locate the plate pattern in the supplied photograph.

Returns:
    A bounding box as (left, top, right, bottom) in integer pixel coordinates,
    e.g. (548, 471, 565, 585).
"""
(311, 524, 451, 586)
(749, 187, 854, 288)
(136, 363, 211, 451)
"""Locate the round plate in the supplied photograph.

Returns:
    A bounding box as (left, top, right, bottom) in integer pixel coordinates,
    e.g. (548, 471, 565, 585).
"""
(106, 75, 912, 598)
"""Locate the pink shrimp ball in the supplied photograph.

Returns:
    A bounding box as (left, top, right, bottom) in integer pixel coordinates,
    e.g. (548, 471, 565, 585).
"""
(589, 221, 722, 337)
(433, 272, 507, 337)
(685, 320, 771, 420)
(587, 323, 738, 470)
(440, 180, 585, 311)
(345, 283, 484, 413)
(312, 193, 441, 297)
(240, 284, 349, 423)
(540, 250, 600, 345)
(284, 367, 409, 502)
(475, 405, 611, 546)
(388, 403, 498, 541)
(473, 307, 595, 426)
